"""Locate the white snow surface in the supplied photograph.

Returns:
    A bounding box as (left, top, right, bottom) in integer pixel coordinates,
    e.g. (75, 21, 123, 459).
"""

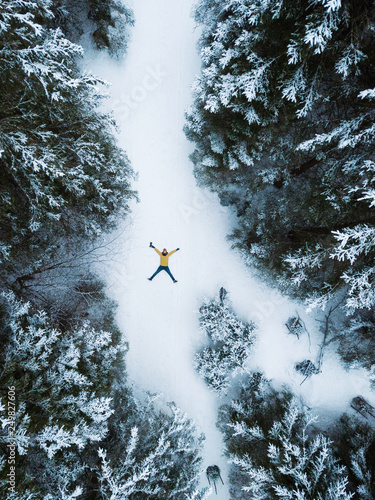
(83, 0, 374, 497)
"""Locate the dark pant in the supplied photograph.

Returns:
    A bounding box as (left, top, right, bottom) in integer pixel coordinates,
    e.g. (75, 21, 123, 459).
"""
(150, 265, 176, 281)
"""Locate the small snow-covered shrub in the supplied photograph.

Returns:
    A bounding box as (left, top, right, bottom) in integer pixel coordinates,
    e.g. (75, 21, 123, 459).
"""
(295, 359, 320, 380)
(285, 316, 304, 338)
(194, 288, 257, 393)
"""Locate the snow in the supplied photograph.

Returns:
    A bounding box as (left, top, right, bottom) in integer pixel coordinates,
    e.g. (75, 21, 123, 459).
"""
(82, 0, 375, 497)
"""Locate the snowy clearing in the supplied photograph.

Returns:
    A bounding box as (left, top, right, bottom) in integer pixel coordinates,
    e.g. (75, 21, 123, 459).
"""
(83, 0, 374, 497)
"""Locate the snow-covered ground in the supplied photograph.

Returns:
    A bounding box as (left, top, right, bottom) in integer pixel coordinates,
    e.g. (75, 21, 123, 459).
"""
(83, 0, 374, 497)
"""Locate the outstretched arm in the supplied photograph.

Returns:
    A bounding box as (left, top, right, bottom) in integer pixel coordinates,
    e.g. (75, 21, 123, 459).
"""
(167, 248, 179, 256)
(149, 242, 162, 255)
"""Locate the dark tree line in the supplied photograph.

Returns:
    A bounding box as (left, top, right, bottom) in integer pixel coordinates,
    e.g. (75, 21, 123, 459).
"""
(0, 0, 136, 298)
(185, 0, 375, 382)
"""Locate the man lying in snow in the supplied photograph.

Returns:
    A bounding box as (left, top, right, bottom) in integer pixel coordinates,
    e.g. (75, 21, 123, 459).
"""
(148, 242, 179, 283)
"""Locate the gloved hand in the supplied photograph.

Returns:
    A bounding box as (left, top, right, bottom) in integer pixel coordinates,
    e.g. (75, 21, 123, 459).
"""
(149, 242, 154, 248)
(177, 248, 180, 251)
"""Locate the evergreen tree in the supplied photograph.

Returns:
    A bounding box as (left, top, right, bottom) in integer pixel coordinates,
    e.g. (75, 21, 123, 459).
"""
(218, 373, 353, 499)
(194, 288, 257, 393)
(0, 290, 120, 495)
(333, 414, 375, 499)
(98, 404, 207, 500)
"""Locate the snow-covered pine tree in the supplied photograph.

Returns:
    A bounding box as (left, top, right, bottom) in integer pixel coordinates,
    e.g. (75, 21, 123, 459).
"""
(98, 404, 207, 500)
(0, 291, 119, 485)
(194, 288, 257, 393)
(218, 372, 353, 499)
(0, 291, 105, 495)
(185, 0, 375, 315)
(333, 414, 375, 500)
(0, 0, 135, 287)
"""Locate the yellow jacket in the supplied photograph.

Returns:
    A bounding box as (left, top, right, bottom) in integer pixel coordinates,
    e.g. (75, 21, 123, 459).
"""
(155, 248, 177, 266)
